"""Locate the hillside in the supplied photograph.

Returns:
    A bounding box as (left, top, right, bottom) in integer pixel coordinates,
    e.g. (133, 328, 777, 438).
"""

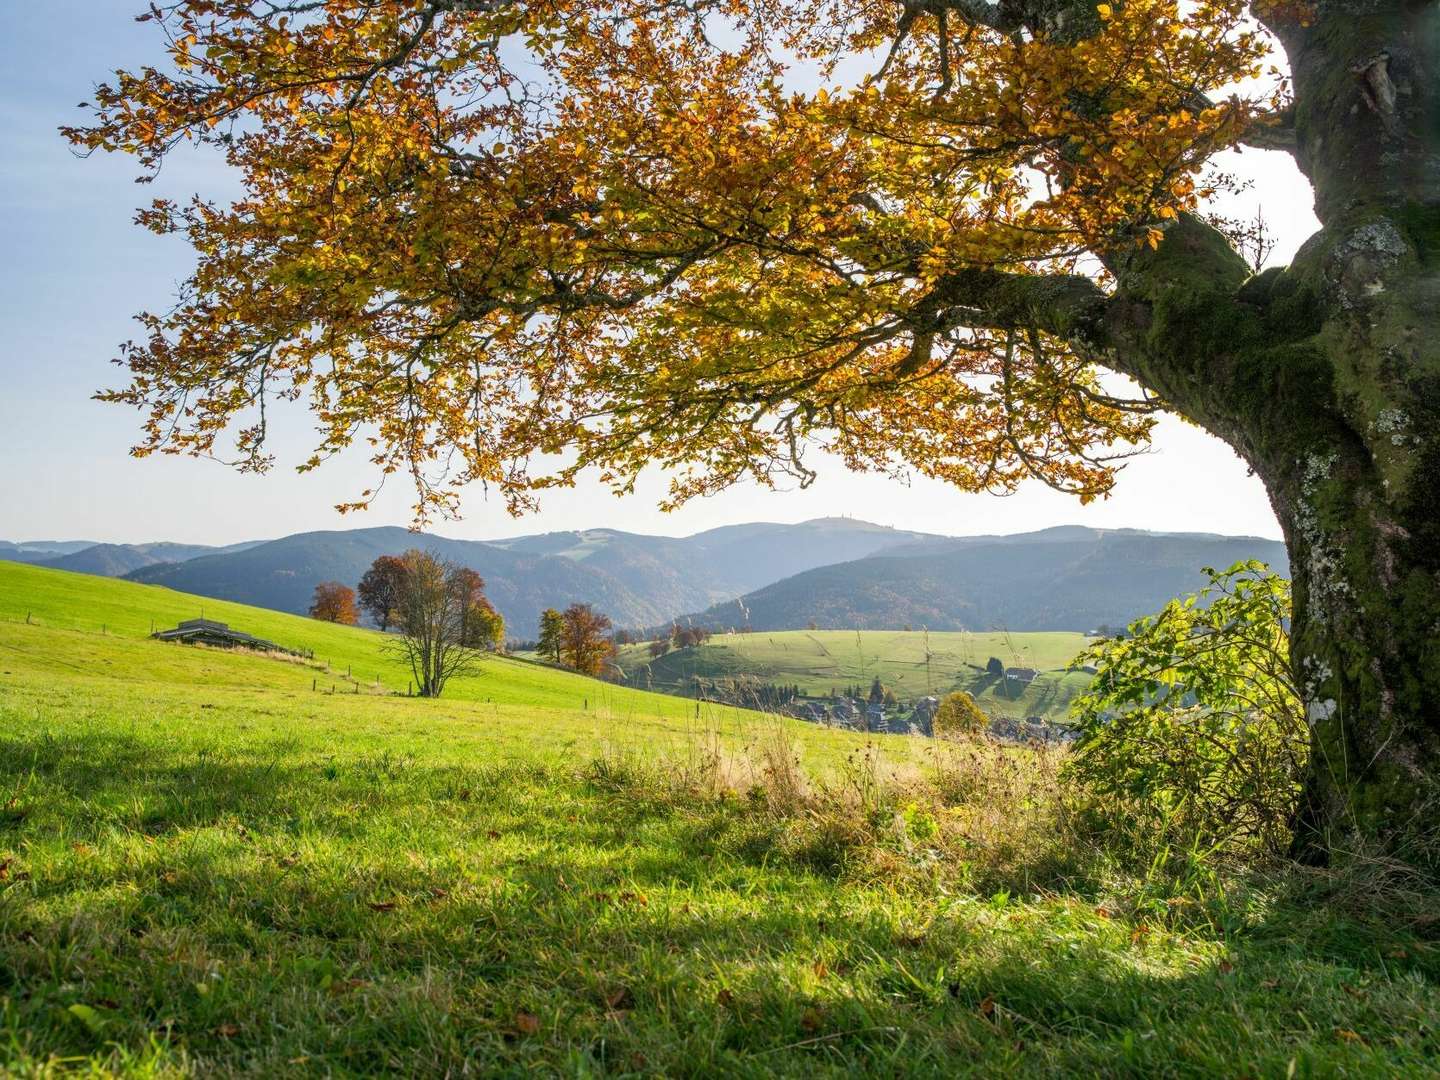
(684, 529, 1290, 632)
(120, 518, 942, 638)
(3, 563, 1434, 1076)
(615, 629, 1096, 723)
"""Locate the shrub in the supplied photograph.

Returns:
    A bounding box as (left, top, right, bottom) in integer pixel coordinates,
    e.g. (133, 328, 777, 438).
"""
(933, 691, 987, 737)
(1063, 562, 1306, 860)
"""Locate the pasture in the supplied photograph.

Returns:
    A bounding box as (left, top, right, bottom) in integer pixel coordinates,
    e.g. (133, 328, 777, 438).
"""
(1, 562, 1437, 1076)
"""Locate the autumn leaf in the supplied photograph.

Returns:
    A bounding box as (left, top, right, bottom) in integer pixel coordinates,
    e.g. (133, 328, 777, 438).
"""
(512, 1012, 541, 1036)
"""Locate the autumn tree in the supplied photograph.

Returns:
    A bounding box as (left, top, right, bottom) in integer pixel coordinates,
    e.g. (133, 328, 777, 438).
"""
(560, 603, 616, 677)
(74, 2, 1440, 862)
(934, 691, 989, 738)
(357, 555, 407, 631)
(389, 549, 487, 698)
(464, 598, 506, 652)
(537, 609, 565, 664)
(309, 581, 358, 625)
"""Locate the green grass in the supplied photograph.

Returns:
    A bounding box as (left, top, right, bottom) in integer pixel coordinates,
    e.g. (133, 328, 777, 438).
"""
(2, 561, 1439, 1076)
(614, 630, 1094, 722)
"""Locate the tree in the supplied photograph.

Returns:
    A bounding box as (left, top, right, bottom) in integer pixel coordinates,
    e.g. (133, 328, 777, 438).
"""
(309, 582, 358, 625)
(672, 625, 712, 649)
(934, 692, 989, 738)
(389, 549, 486, 698)
(1066, 563, 1305, 857)
(868, 677, 885, 706)
(986, 657, 1006, 678)
(537, 609, 565, 664)
(463, 597, 506, 652)
(357, 555, 407, 631)
(560, 603, 616, 677)
(648, 638, 671, 660)
(75, 2, 1440, 861)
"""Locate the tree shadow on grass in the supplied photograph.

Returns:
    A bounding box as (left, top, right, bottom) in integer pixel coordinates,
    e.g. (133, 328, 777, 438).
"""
(0, 729, 1437, 1077)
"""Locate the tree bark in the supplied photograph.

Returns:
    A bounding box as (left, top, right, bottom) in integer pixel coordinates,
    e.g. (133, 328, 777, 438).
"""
(1120, 2, 1440, 861)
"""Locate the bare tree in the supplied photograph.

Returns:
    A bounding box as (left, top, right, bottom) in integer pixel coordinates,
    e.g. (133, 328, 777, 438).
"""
(388, 549, 487, 698)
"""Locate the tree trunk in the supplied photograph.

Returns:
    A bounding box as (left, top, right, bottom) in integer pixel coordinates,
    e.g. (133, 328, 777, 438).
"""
(1229, 4, 1440, 861)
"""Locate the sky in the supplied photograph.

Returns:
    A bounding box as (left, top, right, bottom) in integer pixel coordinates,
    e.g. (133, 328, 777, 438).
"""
(0, 3, 1318, 547)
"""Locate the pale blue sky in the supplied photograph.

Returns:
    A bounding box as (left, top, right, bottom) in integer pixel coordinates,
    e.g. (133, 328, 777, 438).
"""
(0, 3, 1312, 545)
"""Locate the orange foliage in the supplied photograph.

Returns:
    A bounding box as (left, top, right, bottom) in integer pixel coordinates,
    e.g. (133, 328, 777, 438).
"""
(309, 580, 360, 624)
(67, 1, 1289, 519)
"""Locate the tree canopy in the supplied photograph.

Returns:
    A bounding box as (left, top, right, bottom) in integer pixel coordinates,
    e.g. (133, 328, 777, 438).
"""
(69, 0, 1285, 520)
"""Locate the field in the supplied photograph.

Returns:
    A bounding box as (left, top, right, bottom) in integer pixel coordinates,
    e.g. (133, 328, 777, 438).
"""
(2, 561, 1439, 1076)
(614, 630, 1095, 722)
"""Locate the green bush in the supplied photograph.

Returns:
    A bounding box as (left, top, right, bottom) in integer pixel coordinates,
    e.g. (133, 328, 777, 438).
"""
(1063, 562, 1306, 860)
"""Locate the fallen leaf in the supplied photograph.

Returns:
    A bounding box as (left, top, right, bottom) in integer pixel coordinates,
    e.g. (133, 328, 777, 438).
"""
(67, 1004, 107, 1035)
(604, 987, 634, 1011)
(979, 996, 997, 1021)
(512, 1011, 541, 1036)
(1260, 979, 1280, 990)
(429, 887, 449, 900)
(812, 960, 829, 980)
(1094, 907, 1113, 920)
(1217, 960, 1235, 975)
(486, 829, 502, 840)
(368, 901, 397, 912)
(1335, 1028, 1365, 1044)
(214, 1023, 240, 1038)
(716, 988, 735, 1007)
(800, 1007, 823, 1033)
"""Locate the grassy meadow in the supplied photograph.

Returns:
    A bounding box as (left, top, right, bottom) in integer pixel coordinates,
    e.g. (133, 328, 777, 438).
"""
(2, 561, 1439, 1075)
(614, 629, 1095, 722)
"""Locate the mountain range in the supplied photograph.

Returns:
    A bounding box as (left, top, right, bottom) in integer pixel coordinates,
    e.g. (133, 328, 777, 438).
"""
(681, 526, 1289, 633)
(1, 520, 1288, 639)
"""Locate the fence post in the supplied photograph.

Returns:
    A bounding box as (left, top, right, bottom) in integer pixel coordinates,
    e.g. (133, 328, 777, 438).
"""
(312, 678, 317, 692)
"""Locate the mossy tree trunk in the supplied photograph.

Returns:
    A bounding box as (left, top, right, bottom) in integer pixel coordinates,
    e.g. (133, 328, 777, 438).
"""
(1135, 3, 1440, 860)
(981, 0, 1440, 860)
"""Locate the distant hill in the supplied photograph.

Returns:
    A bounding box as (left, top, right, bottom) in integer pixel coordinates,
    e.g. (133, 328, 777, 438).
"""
(680, 528, 1289, 633)
(8, 520, 1288, 640)
(121, 519, 942, 639)
(0, 539, 100, 564)
(34, 541, 264, 578)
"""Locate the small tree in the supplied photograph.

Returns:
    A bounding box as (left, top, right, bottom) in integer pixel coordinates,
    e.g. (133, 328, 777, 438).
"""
(309, 581, 358, 625)
(463, 596, 505, 652)
(560, 603, 615, 677)
(986, 657, 1005, 678)
(357, 554, 407, 631)
(1065, 563, 1305, 858)
(537, 609, 564, 664)
(389, 550, 487, 698)
(934, 691, 988, 738)
(648, 638, 670, 660)
(868, 677, 885, 706)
